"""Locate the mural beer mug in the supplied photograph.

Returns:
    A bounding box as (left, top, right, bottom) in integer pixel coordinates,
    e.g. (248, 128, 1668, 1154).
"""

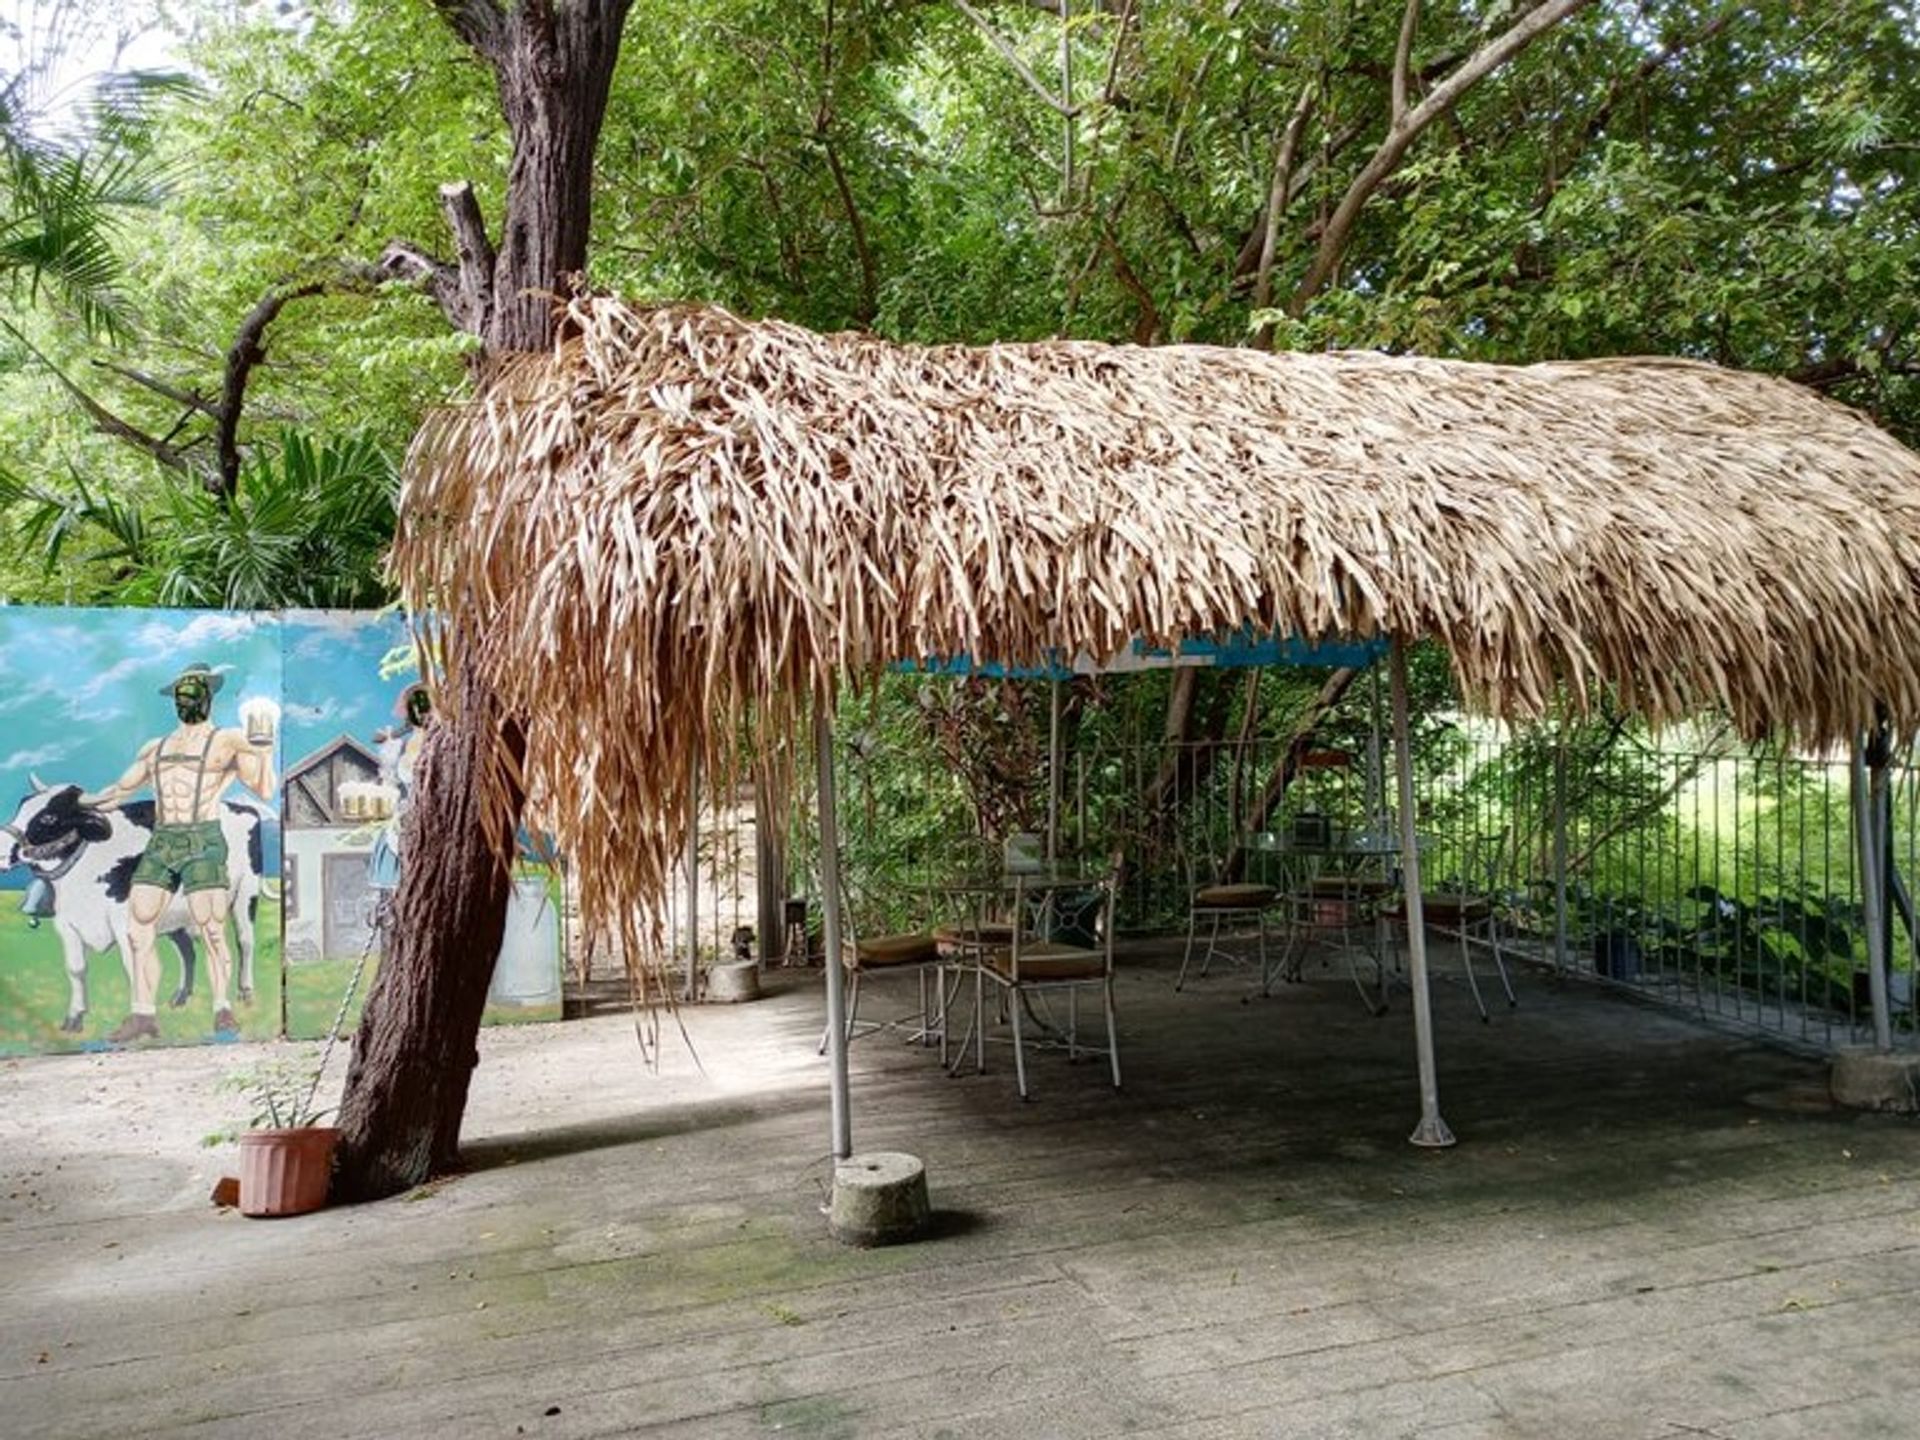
(241, 695, 281, 747)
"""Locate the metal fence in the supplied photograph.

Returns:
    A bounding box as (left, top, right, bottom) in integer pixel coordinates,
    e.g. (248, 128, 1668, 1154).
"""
(654, 694, 1919, 1053)
(1422, 726, 1918, 1052)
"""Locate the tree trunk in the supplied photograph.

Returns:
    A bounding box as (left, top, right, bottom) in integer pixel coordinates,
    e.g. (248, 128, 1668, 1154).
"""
(332, 0, 632, 1203)
(1224, 665, 1359, 879)
(333, 671, 527, 1197)
(1140, 669, 1235, 836)
(486, 10, 628, 351)
(753, 763, 788, 965)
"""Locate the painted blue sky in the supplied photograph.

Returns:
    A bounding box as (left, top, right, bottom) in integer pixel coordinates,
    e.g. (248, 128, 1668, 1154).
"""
(280, 609, 418, 771)
(0, 608, 283, 810)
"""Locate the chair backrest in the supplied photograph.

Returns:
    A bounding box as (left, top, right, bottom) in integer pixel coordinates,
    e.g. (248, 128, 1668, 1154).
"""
(1183, 839, 1217, 890)
(809, 855, 903, 966)
(1006, 868, 1118, 981)
(1462, 828, 1512, 898)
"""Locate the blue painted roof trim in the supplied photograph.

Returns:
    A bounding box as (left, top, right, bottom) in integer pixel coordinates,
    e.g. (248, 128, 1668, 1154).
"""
(901, 651, 1078, 682)
(897, 630, 1386, 679)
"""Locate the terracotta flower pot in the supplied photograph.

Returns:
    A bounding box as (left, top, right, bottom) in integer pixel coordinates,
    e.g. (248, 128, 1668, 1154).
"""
(237, 1126, 342, 1217)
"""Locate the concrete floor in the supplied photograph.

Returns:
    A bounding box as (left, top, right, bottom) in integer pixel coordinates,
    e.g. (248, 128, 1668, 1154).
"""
(3, 943, 1919, 1439)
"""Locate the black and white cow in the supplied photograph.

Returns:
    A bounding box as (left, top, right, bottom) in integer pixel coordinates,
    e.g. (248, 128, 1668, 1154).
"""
(1, 782, 264, 1033)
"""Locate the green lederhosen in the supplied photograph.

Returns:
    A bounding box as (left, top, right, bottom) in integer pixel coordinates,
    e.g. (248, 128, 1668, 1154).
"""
(130, 820, 230, 894)
(131, 728, 227, 894)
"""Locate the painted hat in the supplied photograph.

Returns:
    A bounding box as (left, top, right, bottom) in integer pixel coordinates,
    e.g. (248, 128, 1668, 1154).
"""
(392, 681, 431, 720)
(159, 661, 225, 696)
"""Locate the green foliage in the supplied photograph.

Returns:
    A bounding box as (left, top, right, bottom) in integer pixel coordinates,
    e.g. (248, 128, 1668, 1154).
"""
(206, 1053, 331, 1141)
(0, 64, 183, 340)
(2, 428, 395, 606)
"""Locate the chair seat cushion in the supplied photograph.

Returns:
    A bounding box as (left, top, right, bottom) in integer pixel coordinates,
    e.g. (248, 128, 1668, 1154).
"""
(932, 922, 1016, 950)
(851, 932, 941, 967)
(1194, 883, 1278, 908)
(985, 942, 1106, 981)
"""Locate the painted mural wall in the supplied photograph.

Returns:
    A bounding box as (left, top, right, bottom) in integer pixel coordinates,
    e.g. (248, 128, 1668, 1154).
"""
(278, 611, 562, 1041)
(0, 607, 561, 1057)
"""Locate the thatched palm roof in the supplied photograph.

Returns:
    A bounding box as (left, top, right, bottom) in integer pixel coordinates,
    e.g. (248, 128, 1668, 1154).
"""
(396, 296, 1920, 943)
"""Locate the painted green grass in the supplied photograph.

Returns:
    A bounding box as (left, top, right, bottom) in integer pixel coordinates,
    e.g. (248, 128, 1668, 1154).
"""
(285, 947, 562, 1041)
(286, 862, 564, 1037)
(1, 862, 562, 1053)
(0, 903, 284, 1055)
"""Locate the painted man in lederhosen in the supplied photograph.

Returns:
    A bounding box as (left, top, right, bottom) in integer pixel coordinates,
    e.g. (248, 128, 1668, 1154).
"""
(81, 662, 276, 1042)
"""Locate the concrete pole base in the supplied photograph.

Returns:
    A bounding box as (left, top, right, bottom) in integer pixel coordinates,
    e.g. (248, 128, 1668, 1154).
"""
(1830, 1046, 1920, 1113)
(828, 1152, 931, 1247)
(704, 960, 762, 1003)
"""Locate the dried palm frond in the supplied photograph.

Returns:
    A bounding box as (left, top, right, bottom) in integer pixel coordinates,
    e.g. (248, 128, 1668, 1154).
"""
(394, 297, 1920, 968)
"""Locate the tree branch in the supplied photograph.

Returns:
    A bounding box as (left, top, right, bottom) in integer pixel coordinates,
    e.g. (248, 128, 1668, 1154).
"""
(215, 281, 329, 501)
(87, 360, 220, 420)
(0, 319, 192, 474)
(1251, 84, 1315, 345)
(1547, 2, 1743, 198)
(999, 0, 1127, 13)
(440, 181, 497, 338)
(377, 240, 454, 286)
(378, 240, 471, 331)
(820, 135, 878, 328)
(953, 0, 1081, 116)
(1101, 225, 1162, 344)
(1167, 0, 1248, 169)
(426, 0, 508, 61)
(1230, 116, 1367, 284)
(1291, 0, 1596, 315)
(1226, 665, 1361, 879)
(1099, 0, 1137, 104)
(1391, 0, 1420, 128)
(1789, 351, 1920, 392)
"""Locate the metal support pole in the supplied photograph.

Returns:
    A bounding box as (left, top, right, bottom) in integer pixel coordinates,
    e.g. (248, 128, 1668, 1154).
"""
(1853, 737, 1894, 1052)
(1367, 662, 1387, 830)
(1553, 723, 1570, 973)
(1047, 678, 1063, 861)
(683, 759, 699, 1003)
(1392, 637, 1454, 1147)
(817, 705, 853, 1159)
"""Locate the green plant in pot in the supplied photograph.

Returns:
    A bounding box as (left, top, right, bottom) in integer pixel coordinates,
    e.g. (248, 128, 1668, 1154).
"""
(212, 1056, 341, 1218)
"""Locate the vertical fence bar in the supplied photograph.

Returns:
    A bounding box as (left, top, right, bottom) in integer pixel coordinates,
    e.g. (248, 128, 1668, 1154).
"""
(1046, 679, 1063, 862)
(683, 758, 700, 1002)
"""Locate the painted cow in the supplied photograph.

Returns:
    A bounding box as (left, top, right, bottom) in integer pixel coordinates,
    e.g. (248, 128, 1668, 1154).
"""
(0, 782, 263, 1033)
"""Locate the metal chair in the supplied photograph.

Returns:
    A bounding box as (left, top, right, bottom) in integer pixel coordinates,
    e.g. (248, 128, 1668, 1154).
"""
(1382, 829, 1517, 1021)
(815, 880, 949, 1056)
(1175, 840, 1280, 990)
(1268, 848, 1396, 1013)
(976, 869, 1122, 1100)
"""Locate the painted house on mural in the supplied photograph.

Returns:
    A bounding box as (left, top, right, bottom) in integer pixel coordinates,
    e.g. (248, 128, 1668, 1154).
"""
(280, 735, 386, 966)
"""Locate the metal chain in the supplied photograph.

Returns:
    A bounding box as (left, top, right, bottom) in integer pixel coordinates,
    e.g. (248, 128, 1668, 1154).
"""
(301, 894, 390, 1123)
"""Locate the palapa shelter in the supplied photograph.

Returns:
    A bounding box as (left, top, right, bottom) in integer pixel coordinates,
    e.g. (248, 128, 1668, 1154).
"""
(395, 295, 1920, 1152)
